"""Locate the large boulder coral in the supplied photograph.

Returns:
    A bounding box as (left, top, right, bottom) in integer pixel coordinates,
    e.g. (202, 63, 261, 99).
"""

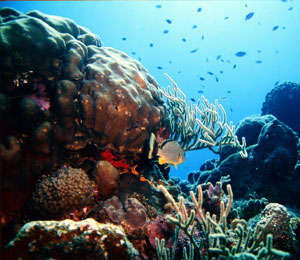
(191, 115, 300, 207)
(261, 82, 300, 135)
(3, 218, 138, 260)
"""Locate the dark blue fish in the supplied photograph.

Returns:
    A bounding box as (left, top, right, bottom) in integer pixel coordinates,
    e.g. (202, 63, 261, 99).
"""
(288, 7, 293, 11)
(219, 70, 224, 74)
(216, 55, 221, 60)
(166, 19, 172, 24)
(207, 71, 214, 75)
(245, 12, 254, 20)
(233, 64, 237, 69)
(255, 60, 262, 64)
(245, 4, 248, 8)
(282, 26, 286, 30)
(122, 37, 127, 41)
(190, 48, 199, 53)
(257, 50, 261, 53)
(182, 38, 186, 42)
(235, 51, 247, 57)
(150, 43, 153, 47)
(198, 90, 204, 94)
(131, 51, 136, 55)
(221, 59, 224, 63)
(274, 81, 280, 86)
(197, 7, 202, 12)
(201, 35, 205, 40)
(178, 71, 181, 74)
(215, 76, 219, 82)
(230, 107, 233, 112)
(206, 58, 209, 63)
(224, 16, 229, 20)
(275, 50, 279, 54)
(192, 25, 198, 29)
(157, 66, 163, 70)
(138, 57, 142, 61)
(273, 25, 279, 31)
(163, 30, 169, 34)
(191, 98, 196, 102)
(227, 90, 231, 94)
(169, 60, 172, 64)
(156, 4, 162, 8)
(199, 77, 205, 81)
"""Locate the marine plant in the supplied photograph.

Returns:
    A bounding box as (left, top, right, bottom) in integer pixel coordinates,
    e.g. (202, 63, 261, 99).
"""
(159, 74, 247, 157)
(156, 183, 291, 260)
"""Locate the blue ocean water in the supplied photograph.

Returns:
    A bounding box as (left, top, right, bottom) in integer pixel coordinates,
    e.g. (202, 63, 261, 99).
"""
(2, 0, 299, 180)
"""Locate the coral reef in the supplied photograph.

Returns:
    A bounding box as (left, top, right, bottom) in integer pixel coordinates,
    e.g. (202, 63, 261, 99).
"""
(3, 218, 138, 260)
(262, 82, 300, 135)
(191, 115, 300, 207)
(29, 167, 94, 219)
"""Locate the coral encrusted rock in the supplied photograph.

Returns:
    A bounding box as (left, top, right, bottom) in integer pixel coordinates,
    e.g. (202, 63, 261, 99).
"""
(3, 218, 138, 260)
(30, 167, 94, 219)
(262, 82, 300, 135)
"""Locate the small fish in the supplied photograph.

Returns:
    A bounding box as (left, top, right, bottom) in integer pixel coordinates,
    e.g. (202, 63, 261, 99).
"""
(201, 35, 205, 40)
(182, 38, 186, 42)
(257, 50, 261, 53)
(282, 26, 286, 30)
(219, 97, 228, 100)
(157, 66, 163, 70)
(230, 107, 233, 112)
(220, 59, 224, 62)
(226, 59, 231, 63)
(131, 51, 136, 55)
(245, 3, 248, 8)
(192, 25, 198, 29)
(198, 90, 204, 94)
(224, 16, 229, 20)
(215, 76, 219, 82)
(157, 140, 186, 169)
(163, 29, 169, 34)
(288, 7, 293, 11)
(156, 4, 162, 8)
(191, 98, 196, 102)
(216, 55, 221, 60)
(169, 60, 172, 64)
(255, 60, 262, 64)
(235, 51, 247, 57)
(138, 57, 142, 61)
(199, 77, 205, 81)
(178, 71, 181, 74)
(166, 19, 172, 24)
(122, 37, 127, 41)
(233, 64, 237, 69)
(219, 70, 224, 74)
(245, 12, 254, 21)
(274, 81, 280, 86)
(197, 7, 202, 12)
(206, 58, 209, 63)
(190, 48, 198, 53)
(150, 43, 153, 47)
(207, 71, 214, 75)
(272, 25, 279, 31)
(227, 90, 231, 94)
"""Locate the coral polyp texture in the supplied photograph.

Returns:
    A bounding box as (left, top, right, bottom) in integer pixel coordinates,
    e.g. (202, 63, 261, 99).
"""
(3, 218, 137, 260)
(80, 46, 166, 153)
(30, 167, 94, 219)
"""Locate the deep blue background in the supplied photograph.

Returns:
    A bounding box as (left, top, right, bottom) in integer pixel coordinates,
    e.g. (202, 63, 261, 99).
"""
(2, 0, 299, 179)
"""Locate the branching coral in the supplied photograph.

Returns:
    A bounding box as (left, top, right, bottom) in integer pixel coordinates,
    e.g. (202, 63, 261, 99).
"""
(159, 74, 247, 157)
(156, 183, 290, 260)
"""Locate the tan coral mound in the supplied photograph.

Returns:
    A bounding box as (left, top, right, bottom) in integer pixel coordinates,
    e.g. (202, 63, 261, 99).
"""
(30, 167, 94, 219)
(3, 218, 138, 260)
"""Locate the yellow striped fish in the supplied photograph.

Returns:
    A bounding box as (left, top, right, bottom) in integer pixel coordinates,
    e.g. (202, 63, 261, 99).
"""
(157, 140, 186, 169)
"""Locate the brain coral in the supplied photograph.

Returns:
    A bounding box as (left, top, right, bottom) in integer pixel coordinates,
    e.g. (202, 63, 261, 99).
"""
(30, 167, 94, 219)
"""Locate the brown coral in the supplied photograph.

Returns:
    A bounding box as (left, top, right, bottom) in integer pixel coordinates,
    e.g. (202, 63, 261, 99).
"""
(30, 167, 94, 219)
(3, 218, 138, 260)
